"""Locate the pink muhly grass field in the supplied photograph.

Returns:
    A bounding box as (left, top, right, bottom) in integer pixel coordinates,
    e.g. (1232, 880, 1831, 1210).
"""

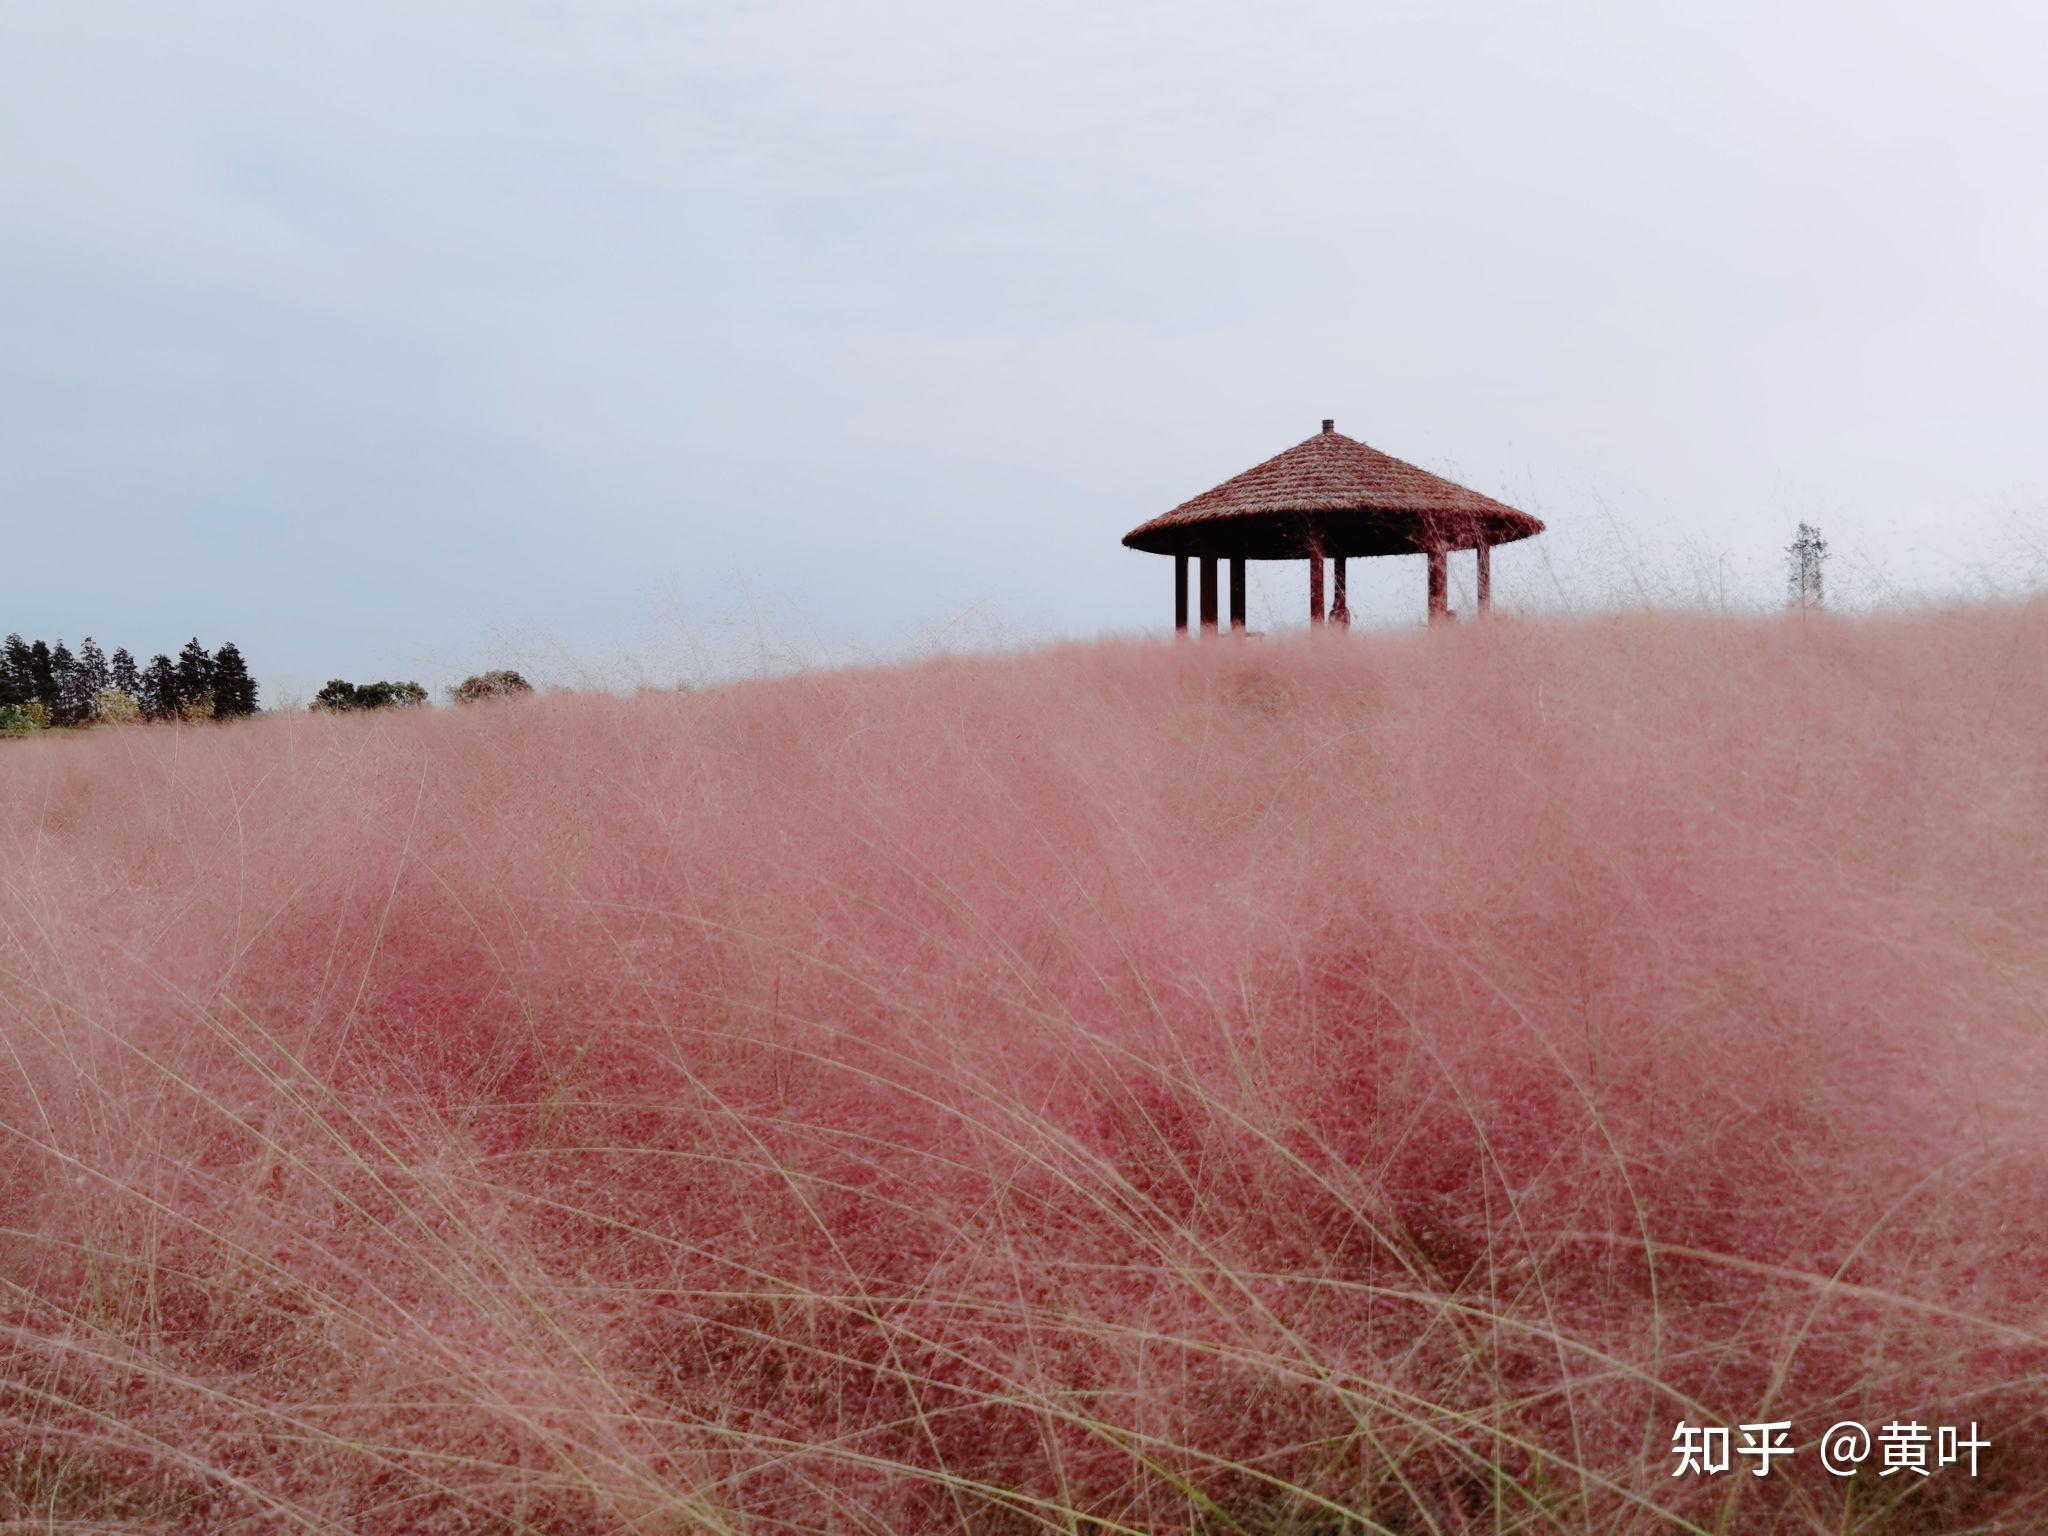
(3, 605, 2047, 1534)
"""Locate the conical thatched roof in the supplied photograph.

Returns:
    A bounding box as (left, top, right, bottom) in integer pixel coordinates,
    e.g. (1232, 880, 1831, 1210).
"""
(1122, 420, 1543, 559)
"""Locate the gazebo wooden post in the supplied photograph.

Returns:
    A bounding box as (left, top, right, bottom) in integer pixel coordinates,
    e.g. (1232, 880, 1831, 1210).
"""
(1427, 546, 1448, 624)
(1331, 556, 1349, 628)
(1199, 556, 1218, 633)
(1174, 555, 1189, 634)
(1228, 558, 1246, 631)
(1309, 552, 1325, 624)
(1476, 540, 1491, 615)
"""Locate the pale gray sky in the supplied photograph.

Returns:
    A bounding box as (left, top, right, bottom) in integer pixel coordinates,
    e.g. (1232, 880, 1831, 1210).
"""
(4, 1, 2045, 699)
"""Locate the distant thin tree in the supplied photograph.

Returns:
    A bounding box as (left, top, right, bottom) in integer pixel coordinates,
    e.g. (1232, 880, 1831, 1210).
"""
(1787, 522, 1829, 611)
(211, 642, 259, 718)
(449, 669, 533, 704)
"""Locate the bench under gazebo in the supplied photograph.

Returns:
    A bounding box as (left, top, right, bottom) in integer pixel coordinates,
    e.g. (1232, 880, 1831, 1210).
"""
(1123, 419, 1544, 632)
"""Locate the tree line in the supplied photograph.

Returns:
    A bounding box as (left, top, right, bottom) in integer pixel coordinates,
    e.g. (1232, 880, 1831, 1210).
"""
(313, 670, 531, 710)
(1, 634, 257, 729)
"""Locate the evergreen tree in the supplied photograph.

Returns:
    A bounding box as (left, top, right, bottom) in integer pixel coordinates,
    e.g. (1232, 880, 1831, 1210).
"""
(110, 647, 141, 699)
(141, 654, 180, 722)
(28, 641, 55, 707)
(174, 638, 215, 713)
(211, 642, 258, 718)
(50, 642, 93, 726)
(0, 634, 31, 708)
(76, 637, 111, 717)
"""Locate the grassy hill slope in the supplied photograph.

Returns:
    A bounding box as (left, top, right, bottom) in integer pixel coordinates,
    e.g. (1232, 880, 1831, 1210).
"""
(4, 606, 2046, 1533)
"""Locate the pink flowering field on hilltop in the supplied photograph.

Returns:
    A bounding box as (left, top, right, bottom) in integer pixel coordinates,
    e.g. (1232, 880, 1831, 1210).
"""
(3, 605, 2046, 1534)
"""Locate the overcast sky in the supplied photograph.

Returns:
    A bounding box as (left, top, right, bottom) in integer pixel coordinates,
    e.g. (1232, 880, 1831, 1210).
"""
(4, 1, 2045, 700)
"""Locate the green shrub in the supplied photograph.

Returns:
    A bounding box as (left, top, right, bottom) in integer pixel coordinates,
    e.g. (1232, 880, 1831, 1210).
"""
(449, 669, 534, 704)
(94, 689, 141, 725)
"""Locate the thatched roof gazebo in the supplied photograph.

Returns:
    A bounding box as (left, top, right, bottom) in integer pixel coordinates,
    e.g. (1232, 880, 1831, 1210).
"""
(1124, 419, 1544, 632)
